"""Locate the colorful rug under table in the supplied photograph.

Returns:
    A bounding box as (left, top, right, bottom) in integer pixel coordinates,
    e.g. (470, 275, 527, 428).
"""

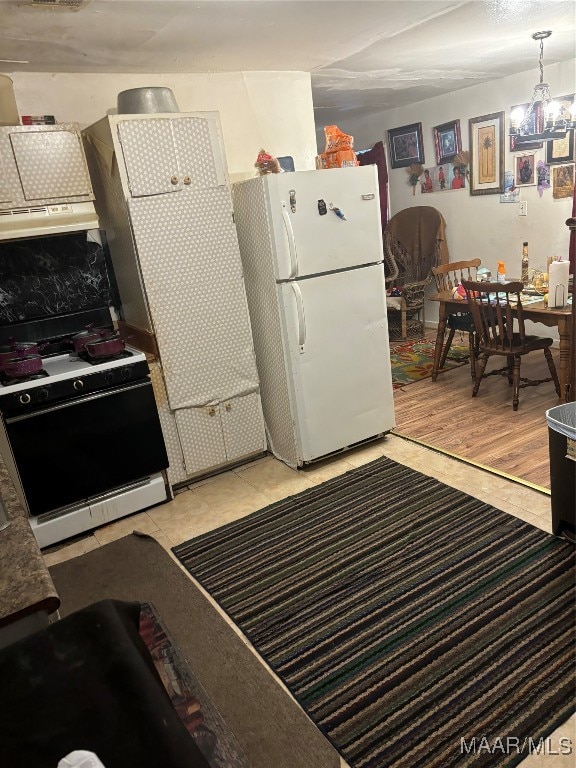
(390, 338, 468, 389)
(139, 602, 250, 768)
(174, 456, 576, 768)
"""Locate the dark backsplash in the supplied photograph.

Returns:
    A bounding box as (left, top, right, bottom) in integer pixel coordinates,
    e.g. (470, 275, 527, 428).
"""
(0, 231, 116, 325)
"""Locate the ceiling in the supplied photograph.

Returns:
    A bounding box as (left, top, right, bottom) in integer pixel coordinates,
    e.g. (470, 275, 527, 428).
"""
(1, 0, 575, 126)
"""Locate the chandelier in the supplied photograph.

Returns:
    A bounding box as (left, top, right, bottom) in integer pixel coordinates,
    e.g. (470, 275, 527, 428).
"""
(509, 31, 576, 146)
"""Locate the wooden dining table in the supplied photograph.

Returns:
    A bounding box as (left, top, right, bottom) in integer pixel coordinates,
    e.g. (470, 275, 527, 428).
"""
(429, 291, 574, 403)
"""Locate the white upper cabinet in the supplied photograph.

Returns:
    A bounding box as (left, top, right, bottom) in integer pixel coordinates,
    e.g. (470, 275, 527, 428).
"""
(117, 116, 226, 197)
(0, 124, 94, 209)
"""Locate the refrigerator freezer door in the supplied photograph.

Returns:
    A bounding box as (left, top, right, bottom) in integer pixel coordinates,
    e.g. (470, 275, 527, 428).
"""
(268, 166, 384, 280)
(280, 264, 395, 463)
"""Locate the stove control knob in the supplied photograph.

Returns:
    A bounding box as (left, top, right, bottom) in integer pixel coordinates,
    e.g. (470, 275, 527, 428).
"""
(120, 367, 131, 380)
(37, 388, 49, 401)
(73, 379, 84, 391)
(19, 393, 31, 405)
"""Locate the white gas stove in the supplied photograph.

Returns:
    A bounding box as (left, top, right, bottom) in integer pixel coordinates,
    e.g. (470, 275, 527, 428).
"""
(0, 343, 169, 549)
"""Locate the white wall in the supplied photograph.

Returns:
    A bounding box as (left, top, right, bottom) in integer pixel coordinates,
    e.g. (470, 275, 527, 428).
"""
(344, 60, 576, 327)
(8, 71, 318, 181)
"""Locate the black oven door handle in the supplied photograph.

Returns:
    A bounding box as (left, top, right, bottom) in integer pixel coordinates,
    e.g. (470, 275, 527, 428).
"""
(5, 380, 152, 423)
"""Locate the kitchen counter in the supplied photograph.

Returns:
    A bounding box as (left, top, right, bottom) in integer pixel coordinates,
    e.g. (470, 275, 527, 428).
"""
(0, 453, 60, 642)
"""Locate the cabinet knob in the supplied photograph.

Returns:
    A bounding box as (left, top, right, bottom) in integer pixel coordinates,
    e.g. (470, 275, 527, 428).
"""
(225, 402, 232, 412)
(183, 175, 191, 185)
(208, 407, 216, 416)
(170, 175, 179, 185)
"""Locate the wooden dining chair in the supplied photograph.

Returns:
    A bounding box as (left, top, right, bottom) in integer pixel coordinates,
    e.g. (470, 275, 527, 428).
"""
(461, 280, 561, 410)
(432, 258, 481, 378)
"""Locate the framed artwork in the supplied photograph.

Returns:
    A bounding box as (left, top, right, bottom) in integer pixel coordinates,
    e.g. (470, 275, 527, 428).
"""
(433, 119, 461, 164)
(509, 102, 543, 152)
(387, 122, 424, 169)
(546, 130, 575, 165)
(469, 111, 505, 196)
(515, 152, 537, 186)
(545, 94, 575, 164)
(552, 164, 574, 199)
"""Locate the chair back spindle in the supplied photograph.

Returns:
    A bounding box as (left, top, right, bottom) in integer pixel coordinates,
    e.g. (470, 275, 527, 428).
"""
(432, 258, 481, 293)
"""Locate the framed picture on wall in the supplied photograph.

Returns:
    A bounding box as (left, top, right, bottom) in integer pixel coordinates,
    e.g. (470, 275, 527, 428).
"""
(515, 152, 537, 186)
(552, 164, 574, 199)
(546, 94, 575, 164)
(387, 122, 424, 169)
(546, 130, 575, 165)
(433, 119, 461, 164)
(469, 111, 505, 196)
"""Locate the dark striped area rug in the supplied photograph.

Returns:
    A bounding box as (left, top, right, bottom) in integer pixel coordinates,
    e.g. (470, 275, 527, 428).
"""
(174, 457, 576, 768)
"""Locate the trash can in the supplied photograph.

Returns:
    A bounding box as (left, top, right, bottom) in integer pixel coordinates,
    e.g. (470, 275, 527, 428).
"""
(546, 403, 576, 542)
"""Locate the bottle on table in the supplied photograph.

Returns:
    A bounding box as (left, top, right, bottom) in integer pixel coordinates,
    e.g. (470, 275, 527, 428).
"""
(497, 261, 506, 283)
(521, 242, 529, 287)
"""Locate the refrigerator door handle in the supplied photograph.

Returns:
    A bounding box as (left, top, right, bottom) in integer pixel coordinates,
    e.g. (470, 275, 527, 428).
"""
(282, 202, 299, 278)
(291, 282, 306, 352)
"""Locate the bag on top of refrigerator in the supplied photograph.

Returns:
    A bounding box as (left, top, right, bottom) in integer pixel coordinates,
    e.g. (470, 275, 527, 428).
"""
(323, 125, 354, 153)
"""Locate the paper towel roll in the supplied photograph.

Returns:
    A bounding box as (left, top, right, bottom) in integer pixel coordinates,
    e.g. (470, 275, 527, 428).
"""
(548, 259, 570, 308)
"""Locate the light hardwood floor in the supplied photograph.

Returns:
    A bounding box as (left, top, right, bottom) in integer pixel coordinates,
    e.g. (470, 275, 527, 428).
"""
(392, 335, 562, 489)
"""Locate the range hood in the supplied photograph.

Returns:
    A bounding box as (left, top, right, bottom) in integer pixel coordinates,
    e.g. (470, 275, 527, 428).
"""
(0, 201, 99, 241)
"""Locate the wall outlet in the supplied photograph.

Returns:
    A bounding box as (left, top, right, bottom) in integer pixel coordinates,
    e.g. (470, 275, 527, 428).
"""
(519, 201, 528, 216)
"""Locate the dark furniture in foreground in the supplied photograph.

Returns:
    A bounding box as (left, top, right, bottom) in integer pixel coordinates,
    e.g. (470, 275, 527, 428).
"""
(0, 599, 209, 768)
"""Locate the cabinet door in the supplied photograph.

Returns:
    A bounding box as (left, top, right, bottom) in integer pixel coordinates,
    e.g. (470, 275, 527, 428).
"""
(174, 406, 227, 476)
(221, 392, 266, 461)
(171, 117, 224, 189)
(128, 188, 259, 409)
(117, 118, 181, 197)
(8, 129, 93, 202)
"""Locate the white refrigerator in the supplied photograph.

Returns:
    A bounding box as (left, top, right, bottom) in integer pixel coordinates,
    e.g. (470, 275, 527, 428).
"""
(232, 165, 395, 468)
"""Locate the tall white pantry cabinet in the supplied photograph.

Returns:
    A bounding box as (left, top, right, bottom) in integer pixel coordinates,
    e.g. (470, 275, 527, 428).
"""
(83, 112, 266, 486)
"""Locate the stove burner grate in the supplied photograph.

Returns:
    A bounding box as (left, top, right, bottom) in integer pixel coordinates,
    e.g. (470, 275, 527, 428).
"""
(0, 368, 49, 387)
(78, 349, 134, 365)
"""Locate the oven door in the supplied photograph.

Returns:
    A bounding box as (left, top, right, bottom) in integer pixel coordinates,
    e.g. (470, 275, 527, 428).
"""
(4, 379, 168, 517)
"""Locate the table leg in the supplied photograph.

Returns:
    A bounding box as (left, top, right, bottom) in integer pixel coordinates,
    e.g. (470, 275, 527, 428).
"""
(432, 304, 447, 382)
(557, 316, 570, 403)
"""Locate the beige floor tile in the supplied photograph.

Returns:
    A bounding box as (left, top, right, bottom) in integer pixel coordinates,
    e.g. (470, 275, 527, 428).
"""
(299, 455, 355, 484)
(191, 472, 270, 518)
(93, 511, 160, 546)
(149, 490, 227, 542)
(42, 534, 101, 567)
(147, 489, 213, 526)
(164, 513, 228, 547)
(344, 439, 390, 467)
(237, 457, 315, 501)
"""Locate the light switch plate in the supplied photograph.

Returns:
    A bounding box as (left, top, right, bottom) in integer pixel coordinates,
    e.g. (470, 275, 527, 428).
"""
(519, 201, 528, 216)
